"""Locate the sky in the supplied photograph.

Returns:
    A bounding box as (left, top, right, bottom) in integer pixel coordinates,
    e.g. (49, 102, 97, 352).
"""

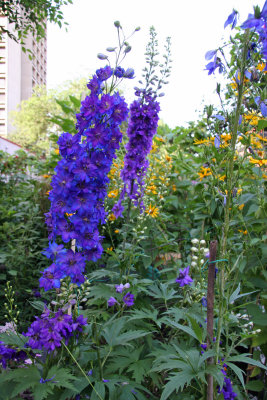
(47, 0, 265, 128)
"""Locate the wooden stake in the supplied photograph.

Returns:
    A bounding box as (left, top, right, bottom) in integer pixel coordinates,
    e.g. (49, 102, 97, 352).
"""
(206, 240, 218, 400)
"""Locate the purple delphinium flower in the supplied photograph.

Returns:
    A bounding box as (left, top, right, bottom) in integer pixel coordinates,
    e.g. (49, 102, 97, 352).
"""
(107, 297, 117, 307)
(24, 308, 87, 353)
(205, 56, 225, 75)
(224, 10, 238, 29)
(122, 292, 135, 307)
(241, 2, 267, 63)
(175, 266, 193, 287)
(115, 92, 160, 212)
(0, 341, 27, 368)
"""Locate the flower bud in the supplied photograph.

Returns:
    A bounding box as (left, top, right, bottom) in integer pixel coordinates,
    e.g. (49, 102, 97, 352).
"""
(191, 261, 197, 267)
(135, 26, 141, 31)
(97, 53, 108, 60)
(200, 239, 206, 245)
(124, 46, 132, 54)
(106, 47, 117, 52)
(191, 246, 198, 252)
(114, 20, 121, 28)
(191, 239, 199, 244)
(124, 68, 135, 79)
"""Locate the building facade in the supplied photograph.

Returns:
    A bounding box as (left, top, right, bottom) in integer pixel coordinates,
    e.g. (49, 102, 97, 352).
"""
(0, 14, 47, 137)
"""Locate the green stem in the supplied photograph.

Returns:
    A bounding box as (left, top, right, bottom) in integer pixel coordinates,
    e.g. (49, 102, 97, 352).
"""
(62, 341, 104, 400)
(216, 30, 250, 362)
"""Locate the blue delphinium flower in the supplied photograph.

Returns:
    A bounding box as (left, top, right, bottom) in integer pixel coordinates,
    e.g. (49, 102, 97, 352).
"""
(42, 65, 130, 289)
(175, 266, 193, 287)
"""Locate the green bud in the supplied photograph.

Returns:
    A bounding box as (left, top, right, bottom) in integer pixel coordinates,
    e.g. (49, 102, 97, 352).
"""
(114, 20, 121, 28)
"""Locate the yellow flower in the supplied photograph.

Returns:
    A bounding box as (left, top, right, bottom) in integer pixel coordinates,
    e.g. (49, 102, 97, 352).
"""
(249, 158, 267, 167)
(238, 229, 248, 235)
(108, 213, 116, 221)
(54, 148, 60, 155)
(257, 62, 266, 71)
(65, 212, 74, 217)
(244, 112, 259, 126)
(45, 190, 50, 196)
(114, 229, 119, 234)
(194, 138, 212, 145)
(165, 155, 172, 162)
(262, 174, 267, 179)
(219, 175, 226, 181)
(198, 167, 212, 181)
(256, 133, 267, 142)
(155, 137, 165, 143)
(151, 143, 158, 153)
(172, 184, 176, 192)
(238, 204, 244, 211)
(236, 189, 242, 196)
(42, 174, 51, 179)
(106, 247, 113, 252)
(108, 189, 119, 198)
(145, 204, 159, 218)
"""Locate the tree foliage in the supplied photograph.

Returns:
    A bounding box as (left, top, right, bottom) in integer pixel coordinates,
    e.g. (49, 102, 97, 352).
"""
(9, 78, 87, 154)
(0, 0, 73, 48)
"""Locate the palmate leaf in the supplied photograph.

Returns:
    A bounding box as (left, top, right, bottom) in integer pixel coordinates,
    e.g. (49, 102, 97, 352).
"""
(127, 358, 153, 383)
(102, 317, 151, 347)
(32, 384, 54, 400)
(146, 282, 181, 302)
(160, 367, 195, 400)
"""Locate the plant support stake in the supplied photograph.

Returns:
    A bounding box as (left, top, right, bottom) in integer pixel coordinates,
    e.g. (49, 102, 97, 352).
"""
(207, 240, 218, 400)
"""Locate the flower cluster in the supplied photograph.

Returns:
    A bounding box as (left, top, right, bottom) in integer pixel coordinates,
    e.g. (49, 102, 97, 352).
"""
(0, 341, 27, 369)
(42, 66, 129, 289)
(241, 2, 267, 63)
(114, 92, 160, 215)
(107, 283, 135, 307)
(190, 238, 209, 268)
(24, 307, 87, 353)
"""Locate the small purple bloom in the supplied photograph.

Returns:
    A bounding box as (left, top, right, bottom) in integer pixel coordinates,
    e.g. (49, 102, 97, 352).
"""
(107, 297, 117, 307)
(122, 292, 135, 307)
(214, 135, 221, 149)
(201, 297, 207, 307)
(175, 266, 193, 287)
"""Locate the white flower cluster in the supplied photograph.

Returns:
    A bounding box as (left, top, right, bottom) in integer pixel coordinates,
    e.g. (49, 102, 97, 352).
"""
(235, 313, 261, 335)
(190, 238, 209, 268)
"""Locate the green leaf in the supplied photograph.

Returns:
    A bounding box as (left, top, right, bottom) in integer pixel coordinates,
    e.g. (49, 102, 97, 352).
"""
(227, 355, 267, 371)
(28, 300, 46, 311)
(160, 368, 195, 400)
(187, 316, 203, 343)
(165, 319, 199, 341)
(69, 95, 81, 108)
(90, 381, 105, 400)
(0, 331, 28, 347)
(245, 380, 264, 392)
(226, 362, 245, 389)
